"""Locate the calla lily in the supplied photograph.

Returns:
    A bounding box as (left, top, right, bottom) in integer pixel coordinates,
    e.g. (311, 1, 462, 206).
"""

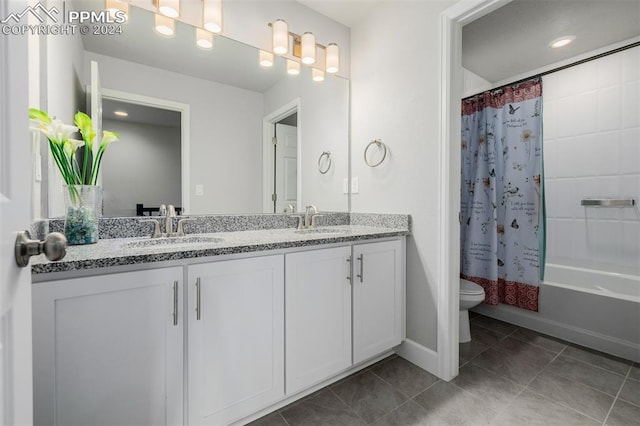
(41, 119, 79, 145)
(29, 108, 52, 124)
(99, 131, 119, 149)
(74, 111, 96, 148)
(63, 138, 85, 156)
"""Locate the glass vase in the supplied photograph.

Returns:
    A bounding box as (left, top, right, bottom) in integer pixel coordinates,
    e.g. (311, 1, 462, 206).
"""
(63, 185, 101, 245)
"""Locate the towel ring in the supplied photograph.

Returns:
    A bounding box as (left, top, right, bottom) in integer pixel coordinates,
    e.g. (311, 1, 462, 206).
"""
(364, 139, 387, 167)
(318, 151, 332, 174)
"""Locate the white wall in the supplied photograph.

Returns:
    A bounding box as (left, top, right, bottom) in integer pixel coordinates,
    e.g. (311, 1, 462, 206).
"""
(101, 119, 181, 217)
(264, 68, 349, 212)
(85, 52, 264, 215)
(351, 1, 456, 352)
(544, 46, 640, 276)
(462, 68, 491, 98)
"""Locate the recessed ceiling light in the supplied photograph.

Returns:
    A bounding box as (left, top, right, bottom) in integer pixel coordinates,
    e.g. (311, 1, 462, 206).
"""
(549, 35, 576, 49)
(114, 111, 128, 117)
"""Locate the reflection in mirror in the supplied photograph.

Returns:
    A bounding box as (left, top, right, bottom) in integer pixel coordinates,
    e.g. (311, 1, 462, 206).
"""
(38, 2, 349, 218)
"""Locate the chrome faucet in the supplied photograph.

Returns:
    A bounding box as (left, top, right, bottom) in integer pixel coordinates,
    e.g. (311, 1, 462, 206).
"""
(164, 204, 177, 236)
(303, 205, 323, 228)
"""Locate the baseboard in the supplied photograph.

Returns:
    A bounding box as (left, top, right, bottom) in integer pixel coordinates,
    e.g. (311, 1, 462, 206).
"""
(474, 305, 640, 362)
(395, 339, 440, 377)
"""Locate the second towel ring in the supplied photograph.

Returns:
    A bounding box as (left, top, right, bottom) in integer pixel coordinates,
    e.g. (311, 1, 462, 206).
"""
(364, 139, 387, 167)
(318, 151, 332, 174)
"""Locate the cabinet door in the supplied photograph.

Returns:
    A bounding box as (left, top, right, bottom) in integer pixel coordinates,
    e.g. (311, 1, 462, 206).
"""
(188, 255, 284, 426)
(285, 246, 352, 394)
(32, 267, 184, 426)
(353, 239, 404, 363)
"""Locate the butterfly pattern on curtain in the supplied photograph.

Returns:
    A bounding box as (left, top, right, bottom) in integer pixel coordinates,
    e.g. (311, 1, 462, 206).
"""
(460, 79, 544, 312)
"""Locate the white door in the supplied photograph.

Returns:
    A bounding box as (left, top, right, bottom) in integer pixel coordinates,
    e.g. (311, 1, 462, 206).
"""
(0, 1, 33, 424)
(188, 255, 285, 425)
(32, 268, 184, 426)
(285, 246, 352, 394)
(353, 240, 404, 363)
(275, 123, 297, 212)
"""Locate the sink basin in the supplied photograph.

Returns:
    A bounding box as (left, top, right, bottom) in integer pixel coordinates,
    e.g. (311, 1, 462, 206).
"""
(294, 228, 347, 236)
(124, 236, 224, 250)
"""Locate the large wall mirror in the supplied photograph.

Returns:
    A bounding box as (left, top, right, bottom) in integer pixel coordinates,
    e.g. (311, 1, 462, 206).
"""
(38, 1, 349, 218)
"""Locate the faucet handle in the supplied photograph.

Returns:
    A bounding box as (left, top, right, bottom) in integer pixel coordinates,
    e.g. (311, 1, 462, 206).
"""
(166, 205, 176, 217)
(310, 214, 324, 228)
(159, 204, 167, 216)
(141, 219, 162, 238)
(291, 215, 304, 230)
(176, 218, 195, 237)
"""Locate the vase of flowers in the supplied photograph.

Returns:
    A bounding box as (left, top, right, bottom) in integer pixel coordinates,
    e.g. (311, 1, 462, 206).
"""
(30, 108, 118, 245)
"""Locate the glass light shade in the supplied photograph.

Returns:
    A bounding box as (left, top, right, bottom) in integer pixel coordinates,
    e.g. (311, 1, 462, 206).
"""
(259, 50, 274, 67)
(272, 19, 288, 55)
(325, 43, 339, 73)
(196, 28, 214, 49)
(105, 0, 128, 21)
(158, 0, 179, 18)
(287, 59, 300, 75)
(312, 68, 325, 82)
(301, 32, 316, 65)
(203, 0, 222, 33)
(154, 13, 175, 37)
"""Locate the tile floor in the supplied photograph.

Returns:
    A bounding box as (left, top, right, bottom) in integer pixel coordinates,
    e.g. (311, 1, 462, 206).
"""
(250, 313, 640, 425)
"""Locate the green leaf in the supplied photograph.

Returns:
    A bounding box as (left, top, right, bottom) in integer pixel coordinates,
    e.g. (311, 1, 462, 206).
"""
(29, 108, 51, 124)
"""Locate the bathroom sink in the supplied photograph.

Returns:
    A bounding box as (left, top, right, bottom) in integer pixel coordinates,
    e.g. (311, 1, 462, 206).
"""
(124, 236, 225, 250)
(293, 228, 348, 236)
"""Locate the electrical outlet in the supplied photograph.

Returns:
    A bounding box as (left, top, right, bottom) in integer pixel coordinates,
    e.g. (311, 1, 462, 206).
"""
(195, 184, 204, 196)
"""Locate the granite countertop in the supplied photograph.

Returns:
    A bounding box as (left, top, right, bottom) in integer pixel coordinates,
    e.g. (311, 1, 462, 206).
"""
(31, 225, 409, 275)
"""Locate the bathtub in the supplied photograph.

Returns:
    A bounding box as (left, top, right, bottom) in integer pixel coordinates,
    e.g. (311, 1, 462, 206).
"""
(473, 263, 640, 362)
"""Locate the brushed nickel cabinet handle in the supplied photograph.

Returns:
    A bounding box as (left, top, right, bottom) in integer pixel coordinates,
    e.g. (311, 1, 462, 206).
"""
(356, 254, 364, 283)
(195, 277, 201, 321)
(172, 281, 179, 326)
(346, 256, 352, 283)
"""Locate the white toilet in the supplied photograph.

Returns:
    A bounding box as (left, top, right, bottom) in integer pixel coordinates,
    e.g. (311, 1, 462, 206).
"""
(459, 279, 486, 343)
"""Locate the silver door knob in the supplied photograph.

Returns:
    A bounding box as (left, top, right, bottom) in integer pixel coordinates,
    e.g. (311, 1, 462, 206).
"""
(14, 230, 67, 268)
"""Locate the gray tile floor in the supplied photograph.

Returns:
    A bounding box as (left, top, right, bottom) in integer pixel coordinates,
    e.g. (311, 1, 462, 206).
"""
(250, 313, 640, 425)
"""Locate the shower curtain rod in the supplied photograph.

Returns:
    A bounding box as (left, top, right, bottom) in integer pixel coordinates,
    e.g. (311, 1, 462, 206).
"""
(462, 40, 640, 101)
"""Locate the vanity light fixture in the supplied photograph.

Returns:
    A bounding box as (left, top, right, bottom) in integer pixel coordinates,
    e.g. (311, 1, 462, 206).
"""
(105, 0, 128, 21)
(259, 50, 274, 67)
(301, 32, 316, 65)
(154, 13, 175, 37)
(325, 43, 339, 74)
(287, 59, 300, 75)
(113, 111, 128, 117)
(267, 20, 339, 77)
(203, 0, 222, 33)
(312, 68, 325, 82)
(549, 35, 576, 49)
(155, 0, 180, 18)
(196, 28, 214, 49)
(272, 19, 289, 55)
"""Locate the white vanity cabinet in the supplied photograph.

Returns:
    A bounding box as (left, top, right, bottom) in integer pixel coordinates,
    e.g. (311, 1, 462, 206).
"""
(285, 246, 353, 394)
(32, 267, 184, 426)
(187, 255, 285, 426)
(352, 239, 404, 363)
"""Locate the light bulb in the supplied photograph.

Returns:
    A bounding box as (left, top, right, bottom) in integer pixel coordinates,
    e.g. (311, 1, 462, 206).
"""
(272, 19, 288, 55)
(158, 0, 179, 18)
(325, 43, 339, 74)
(549, 35, 576, 48)
(287, 59, 300, 75)
(259, 50, 274, 67)
(196, 28, 214, 49)
(312, 68, 324, 82)
(154, 13, 175, 37)
(203, 0, 222, 33)
(301, 32, 316, 65)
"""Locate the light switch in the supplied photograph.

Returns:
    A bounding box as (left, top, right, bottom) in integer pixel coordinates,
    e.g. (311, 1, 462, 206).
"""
(195, 184, 204, 196)
(351, 177, 359, 194)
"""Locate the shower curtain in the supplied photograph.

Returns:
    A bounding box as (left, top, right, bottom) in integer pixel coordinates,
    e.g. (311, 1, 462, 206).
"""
(460, 79, 544, 312)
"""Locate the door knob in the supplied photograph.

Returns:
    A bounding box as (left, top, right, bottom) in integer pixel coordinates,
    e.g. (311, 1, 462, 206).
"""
(14, 230, 67, 268)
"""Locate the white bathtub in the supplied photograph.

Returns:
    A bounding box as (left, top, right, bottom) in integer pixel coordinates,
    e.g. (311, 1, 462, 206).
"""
(473, 263, 640, 362)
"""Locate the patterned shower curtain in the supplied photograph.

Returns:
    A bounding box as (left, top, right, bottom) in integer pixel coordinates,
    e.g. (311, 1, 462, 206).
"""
(460, 79, 544, 312)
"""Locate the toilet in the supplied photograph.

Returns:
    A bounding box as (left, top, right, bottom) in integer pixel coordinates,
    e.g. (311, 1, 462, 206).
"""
(459, 279, 486, 343)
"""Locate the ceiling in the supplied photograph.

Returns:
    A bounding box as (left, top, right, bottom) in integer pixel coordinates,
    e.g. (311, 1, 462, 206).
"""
(462, 0, 640, 83)
(102, 98, 181, 127)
